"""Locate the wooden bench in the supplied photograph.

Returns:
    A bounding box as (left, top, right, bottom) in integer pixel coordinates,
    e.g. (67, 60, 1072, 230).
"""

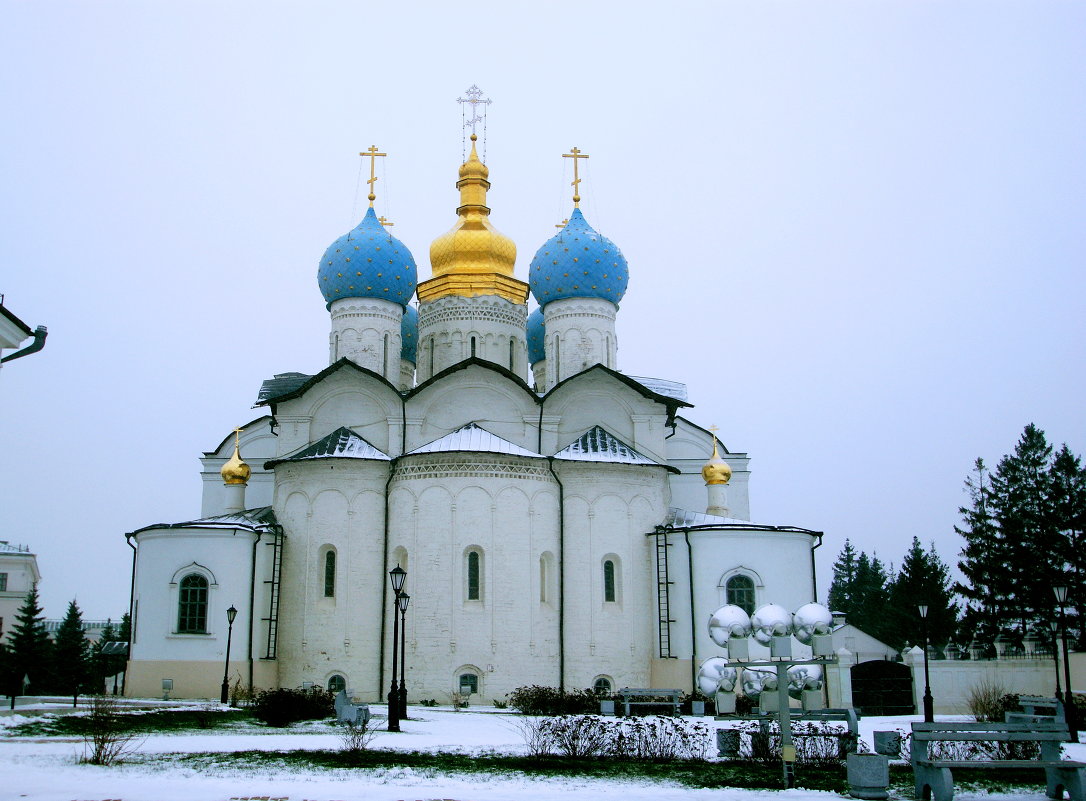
(910, 721, 1085, 801)
(616, 688, 681, 716)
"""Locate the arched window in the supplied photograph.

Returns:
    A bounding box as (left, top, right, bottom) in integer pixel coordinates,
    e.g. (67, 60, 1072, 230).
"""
(458, 672, 479, 695)
(323, 550, 336, 598)
(593, 676, 613, 695)
(726, 575, 756, 616)
(177, 574, 208, 633)
(466, 549, 482, 601)
(509, 339, 515, 372)
(603, 559, 617, 603)
(470, 336, 477, 358)
(429, 338, 435, 378)
(539, 555, 547, 603)
(605, 334, 611, 368)
(554, 336, 560, 381)
(383, 333, 390, 377)
(327, 674, 346, 694)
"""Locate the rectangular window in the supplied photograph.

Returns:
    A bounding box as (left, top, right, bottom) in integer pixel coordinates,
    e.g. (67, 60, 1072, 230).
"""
(603, 560, 616, 603)
(467, 551, 481, 601)
(324, 551, 336, 598)
(0, 573, 7, 592)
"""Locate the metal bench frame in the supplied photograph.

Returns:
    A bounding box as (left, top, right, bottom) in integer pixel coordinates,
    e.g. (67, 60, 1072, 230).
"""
(910, 721, 1085, 801)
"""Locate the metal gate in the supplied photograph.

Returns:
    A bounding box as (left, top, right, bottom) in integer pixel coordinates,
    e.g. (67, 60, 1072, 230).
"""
(850, 660, 915, 716)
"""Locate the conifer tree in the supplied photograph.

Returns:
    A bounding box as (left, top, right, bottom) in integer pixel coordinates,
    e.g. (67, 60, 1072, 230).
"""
(886, 537, 958, 651)
(955, 458, 1002, 643)
(6, 585, 51, 695)
(1049, 444, 1086, 646)
(52, 599, 91, 704)
(827, 539, 858, 613)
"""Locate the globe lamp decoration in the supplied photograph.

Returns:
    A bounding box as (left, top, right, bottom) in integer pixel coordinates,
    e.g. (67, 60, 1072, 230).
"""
(696, 657, 738, 696)
(751, 603, 794, 645)
(708, 604, 752, 648)
(791, 603, 834, 645)
(741, 666, 777, 696)
(786, 664, 824, 699)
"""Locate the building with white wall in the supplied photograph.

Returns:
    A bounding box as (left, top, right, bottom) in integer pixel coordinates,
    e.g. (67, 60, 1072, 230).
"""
(124, 132, 823, 701)
(0, 541, 41, 643)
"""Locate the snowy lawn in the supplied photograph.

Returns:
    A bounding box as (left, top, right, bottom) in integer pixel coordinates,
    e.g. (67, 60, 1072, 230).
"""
(1, 701, 1083, 801)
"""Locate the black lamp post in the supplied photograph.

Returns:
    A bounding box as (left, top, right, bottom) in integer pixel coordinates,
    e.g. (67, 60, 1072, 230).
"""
(397, 591, 410, 719)
(1053, 585, 1077, 740)
(220, 605, 237, 705)
(918, 604, 934, 722)
(388, 566, 406, 732)
(1049, 619, 1063, 702)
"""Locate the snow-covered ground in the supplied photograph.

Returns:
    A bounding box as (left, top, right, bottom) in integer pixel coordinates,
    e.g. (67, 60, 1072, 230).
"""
(1, 700, 1082, 801)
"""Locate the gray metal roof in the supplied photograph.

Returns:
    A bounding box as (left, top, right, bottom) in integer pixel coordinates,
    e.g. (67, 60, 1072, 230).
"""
(407, 422, 543, 458)
(128, 506, 279, 537)
(553, 425, 662, 467)
(266, 427, 390, 467)
(256, 372, 312, 404)
(660, 507, 822, 536)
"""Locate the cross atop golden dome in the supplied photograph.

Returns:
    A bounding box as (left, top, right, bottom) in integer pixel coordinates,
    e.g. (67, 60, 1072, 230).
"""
(221, 427, 251, 486)
(701, 426, 732, 486)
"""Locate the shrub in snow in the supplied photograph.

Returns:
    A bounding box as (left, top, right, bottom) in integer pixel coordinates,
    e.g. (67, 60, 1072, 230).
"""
(81, 694, 143, 766)
(252, 686, 334, 727)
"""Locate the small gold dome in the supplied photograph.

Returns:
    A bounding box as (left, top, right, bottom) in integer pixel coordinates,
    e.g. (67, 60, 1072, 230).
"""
(221, 437, 251, 486)
(701, 436, 732, 486)
(419, 134, 526, 305)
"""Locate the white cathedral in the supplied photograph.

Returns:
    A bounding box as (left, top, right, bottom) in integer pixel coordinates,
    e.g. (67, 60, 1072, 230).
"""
(124, 130, 822, 702)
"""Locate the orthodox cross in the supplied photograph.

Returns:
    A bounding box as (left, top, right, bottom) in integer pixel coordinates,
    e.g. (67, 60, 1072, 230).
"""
(457, 84, 491, 136)
(233, 427, 245, 450)
(563, 147, 589, 207)
(378, 216, 394, 227)
(359, 145, 386, 206)
(708, 424, 719, 450)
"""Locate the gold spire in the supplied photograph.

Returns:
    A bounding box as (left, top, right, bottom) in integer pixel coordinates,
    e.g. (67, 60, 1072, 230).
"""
(221, 427, 251, 486)
(360, 145, 386, 206)
(701, 426, 732, 485)
(563, 146, 589, 207)
(419, 134, 527, 304)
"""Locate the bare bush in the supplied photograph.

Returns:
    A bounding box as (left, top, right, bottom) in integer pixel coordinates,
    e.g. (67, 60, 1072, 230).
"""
(736, 720, 866, 766)
(610, 717, 711, 760)
(546, 715, 611, 758)
(966, 680, 1009, 722)
(507, 715, 556, 757)
(339, 715, 384, 752)
(81, 694, 142, 766)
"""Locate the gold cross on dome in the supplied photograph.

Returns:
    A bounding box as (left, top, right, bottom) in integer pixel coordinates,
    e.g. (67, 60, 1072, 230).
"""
(563, 147, 589, 207)
(234, 427, 245, 449)
(707, 424, 719, 448)
(555, 218, 569, 228)
(360, 145, 386, 206)
(378, 216, 394, 227)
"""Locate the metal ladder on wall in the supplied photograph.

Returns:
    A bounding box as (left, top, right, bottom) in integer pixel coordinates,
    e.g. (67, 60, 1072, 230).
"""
(655, 534, 675, 659)
(263, 530, 283, 659)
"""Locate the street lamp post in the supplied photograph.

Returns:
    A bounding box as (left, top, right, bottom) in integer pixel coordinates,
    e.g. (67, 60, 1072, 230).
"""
(397, 592, 410, 720)
(1053, 585, 1077, 740)
(388, 566, 406, 732)
(918, 604, 934, 722)
(1049, 619, 1063, 702)
(220, 605, 238, 705)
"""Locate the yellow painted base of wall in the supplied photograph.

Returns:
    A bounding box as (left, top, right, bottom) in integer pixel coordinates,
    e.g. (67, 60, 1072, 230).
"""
(650, 658, 693, 692)
(125, 660, 278, 700)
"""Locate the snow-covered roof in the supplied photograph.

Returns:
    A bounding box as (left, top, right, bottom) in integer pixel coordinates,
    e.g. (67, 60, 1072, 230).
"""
(660, 507, 823, 537)
(553, 426, 672, 471)
(407, 423, 543, 458)
(128, 507, 279, 537)
(266, 427, 390, 468)
(627, 376, 688, 401)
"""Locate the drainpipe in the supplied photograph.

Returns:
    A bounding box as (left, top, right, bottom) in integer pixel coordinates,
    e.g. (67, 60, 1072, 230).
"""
(810, 533, 822, 603)
(1, 325, 47, 363)
(248, 529, 263, 696)
(683, 529, 697, 693)
(124, 532, 137, 696)
(546, 456, 566, 691)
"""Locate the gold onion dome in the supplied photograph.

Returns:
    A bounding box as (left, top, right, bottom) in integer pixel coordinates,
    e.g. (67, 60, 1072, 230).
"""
(418, 135, 527, 304)
(221, 440, 251, 486)
(701, 436, 732, 485)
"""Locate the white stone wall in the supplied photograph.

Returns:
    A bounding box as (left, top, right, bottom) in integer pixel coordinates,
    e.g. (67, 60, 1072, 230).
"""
(200, 418, 277, 517)
(556, 461, 670, 692)
(543, 297, 617, 387)
(902, 648, 1061, 714)
(328, 297, 403, 382)
(388, 452, 560, 701)
(416, 295, 528, 383)
(0, 550, 40, 644)
(127, 525, 278, 698)
(273, 459, 390, 698)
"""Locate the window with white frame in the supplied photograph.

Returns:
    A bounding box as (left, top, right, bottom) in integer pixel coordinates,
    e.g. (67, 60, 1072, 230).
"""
(177, 573, 209, 633)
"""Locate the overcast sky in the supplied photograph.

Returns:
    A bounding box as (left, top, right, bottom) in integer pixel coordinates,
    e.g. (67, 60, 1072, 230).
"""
(1, 1, 1083, 621)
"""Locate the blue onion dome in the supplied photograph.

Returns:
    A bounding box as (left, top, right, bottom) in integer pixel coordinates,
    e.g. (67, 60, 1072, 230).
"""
(526, 307, 546, 364)
(401, 305, 418, 363)
(528, 208, 628, 308)
(318, 207, 418, 309)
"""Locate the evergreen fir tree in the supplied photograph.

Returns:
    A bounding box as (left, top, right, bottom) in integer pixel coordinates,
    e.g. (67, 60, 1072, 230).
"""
(886, 537, 958, 651)
(955, 458, 1004, 644)
(850, 552, 892, 643)
(92, 620, 116, 691)
(1049, 444, 1086, 647)
(51, 599, 91, 704)
(988, 424, 1055, 631)
(827, 539, 858, 614)
(6, 585, 51, 695)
